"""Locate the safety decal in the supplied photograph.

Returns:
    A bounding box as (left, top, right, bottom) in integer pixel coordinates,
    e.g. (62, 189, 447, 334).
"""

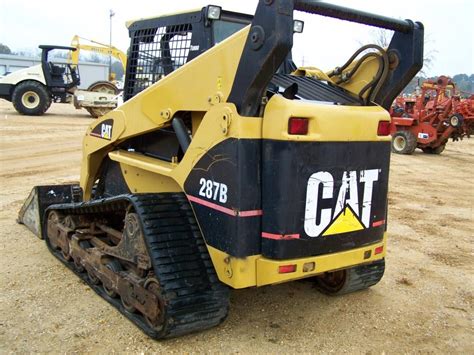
(304, 169, 382, 237)
(90, 119, 114, 140)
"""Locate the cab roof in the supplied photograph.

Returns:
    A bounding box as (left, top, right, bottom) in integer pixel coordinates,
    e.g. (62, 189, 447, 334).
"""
(39, 45, 77, 52)
(126, 8, 202, 29)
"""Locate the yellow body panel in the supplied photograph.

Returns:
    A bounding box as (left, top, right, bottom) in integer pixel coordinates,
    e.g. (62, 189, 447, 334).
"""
(80, 26, 251, 198)
(208, 233, 386, 288)
(263, 95, 391, 141)
(207, 245, 259, 289)
(118, 163, 181, 194)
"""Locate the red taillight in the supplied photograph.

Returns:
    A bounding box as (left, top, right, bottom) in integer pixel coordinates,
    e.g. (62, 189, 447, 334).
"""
(278, 264, 297, 273)
(374, 246, 384, 255)
(377, 121, 391, 136)
(288, 117, 309, 135)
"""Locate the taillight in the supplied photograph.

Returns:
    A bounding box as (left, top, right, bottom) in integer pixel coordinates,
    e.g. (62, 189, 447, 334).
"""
(288, 117, 309, 135)
(374, 245, 384, 255)
(377, 121, 391, 136)
(278, 264, 297, 273)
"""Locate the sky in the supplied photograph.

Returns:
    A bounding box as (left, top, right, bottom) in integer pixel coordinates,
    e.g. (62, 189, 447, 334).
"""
(0, 0, 472, 77)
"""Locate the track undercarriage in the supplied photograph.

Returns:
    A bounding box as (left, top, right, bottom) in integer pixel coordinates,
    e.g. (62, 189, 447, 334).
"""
(44, 193, 229, 339)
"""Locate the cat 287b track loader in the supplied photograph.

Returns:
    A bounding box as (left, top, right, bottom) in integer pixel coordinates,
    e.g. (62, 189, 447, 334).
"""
(18, 1, 423, 339)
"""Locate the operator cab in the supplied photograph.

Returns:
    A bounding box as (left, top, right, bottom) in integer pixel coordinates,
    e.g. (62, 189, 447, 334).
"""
(123, 5, 301, 101)
(39, 45, 80, 101)
(124, 6, 252, 101)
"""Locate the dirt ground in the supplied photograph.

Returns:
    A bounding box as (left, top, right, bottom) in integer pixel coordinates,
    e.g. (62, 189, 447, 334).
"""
(0, 100, 472, 353)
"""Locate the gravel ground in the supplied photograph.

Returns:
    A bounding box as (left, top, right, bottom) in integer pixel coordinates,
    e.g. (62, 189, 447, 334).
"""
(0, 100, 472, 353)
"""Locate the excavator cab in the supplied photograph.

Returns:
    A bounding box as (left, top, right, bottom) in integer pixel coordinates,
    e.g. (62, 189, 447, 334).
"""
(19, 1, 424, 340)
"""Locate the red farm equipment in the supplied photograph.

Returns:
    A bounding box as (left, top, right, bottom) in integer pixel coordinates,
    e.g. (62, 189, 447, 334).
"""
(390, 76, 474, 154)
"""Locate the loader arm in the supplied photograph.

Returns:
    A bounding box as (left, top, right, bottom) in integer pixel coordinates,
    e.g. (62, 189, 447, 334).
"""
(229, 0, 424, 114)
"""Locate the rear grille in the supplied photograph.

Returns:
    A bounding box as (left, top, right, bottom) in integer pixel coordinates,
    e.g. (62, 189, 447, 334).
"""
(271, 74, 362, 105)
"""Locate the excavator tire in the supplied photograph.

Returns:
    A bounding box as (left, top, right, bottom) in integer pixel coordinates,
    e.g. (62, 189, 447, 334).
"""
(312, 258, 385, 296)
(12, 80, 51, 116)
(85, 81, 119, 118)
(43, 193, 229, 339)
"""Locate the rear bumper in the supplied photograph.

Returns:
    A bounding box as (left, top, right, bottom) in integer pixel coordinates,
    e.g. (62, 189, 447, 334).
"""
(208, 232, 386, 288)
(256, 234, 386, 287)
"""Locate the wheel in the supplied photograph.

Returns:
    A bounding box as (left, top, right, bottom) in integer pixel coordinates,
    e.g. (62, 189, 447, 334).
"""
(121, 290, 137, 313)
(12, 81, 51, 116)
(391, 130, 417, 154)
(102, 260, 122, 298)
(143, 277, 165, 330)
(85, 81, 119, 118)
(73, 257, 85, 273)
(449, 113, 463, 128)
(87, 268, 101, 285)
(422, 144, 445, 154)
(46, 211, 61, 250)
(313, 258, 385, 296)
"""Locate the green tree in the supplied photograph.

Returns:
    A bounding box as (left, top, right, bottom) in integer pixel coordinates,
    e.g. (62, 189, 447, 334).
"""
(0, 43, 12, 54)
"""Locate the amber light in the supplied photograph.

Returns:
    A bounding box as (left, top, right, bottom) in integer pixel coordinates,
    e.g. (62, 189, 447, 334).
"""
(278, 264, 297, 273)
(288, 117, 309, 135)
(377, 121, 391, 136)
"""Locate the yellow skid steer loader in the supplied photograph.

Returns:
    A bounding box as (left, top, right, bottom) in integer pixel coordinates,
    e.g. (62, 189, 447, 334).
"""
(18, 1, 423, 339)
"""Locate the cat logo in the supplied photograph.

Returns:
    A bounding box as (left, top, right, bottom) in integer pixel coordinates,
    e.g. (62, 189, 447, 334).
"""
(101, 124, 112, 139)
(90, 119, 114, 141)
(304, 169, 382, 237)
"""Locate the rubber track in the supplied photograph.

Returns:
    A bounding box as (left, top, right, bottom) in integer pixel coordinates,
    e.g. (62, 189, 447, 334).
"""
(322, 258, 385, 296)
(43, 193, 229, 339)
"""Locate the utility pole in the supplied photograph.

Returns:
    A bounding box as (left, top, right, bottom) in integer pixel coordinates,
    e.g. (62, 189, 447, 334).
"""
(109, 9, 115, 81)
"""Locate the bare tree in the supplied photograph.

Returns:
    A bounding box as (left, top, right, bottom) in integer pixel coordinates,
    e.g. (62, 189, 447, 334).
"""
(368, 28, 437, 76)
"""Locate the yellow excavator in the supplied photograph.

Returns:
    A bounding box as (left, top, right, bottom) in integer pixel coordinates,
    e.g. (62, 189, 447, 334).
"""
(70, 35, 127, 75)
(69, 35, 128, 117)
(18, 1, 423, 339)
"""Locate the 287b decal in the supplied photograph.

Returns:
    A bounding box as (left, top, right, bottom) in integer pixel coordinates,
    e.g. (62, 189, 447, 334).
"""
(198, 178, 228, 203)
(304, 169, 380, 237)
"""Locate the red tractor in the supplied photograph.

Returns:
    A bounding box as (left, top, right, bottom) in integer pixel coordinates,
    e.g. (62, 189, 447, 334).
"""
(390, 76, 474, 154)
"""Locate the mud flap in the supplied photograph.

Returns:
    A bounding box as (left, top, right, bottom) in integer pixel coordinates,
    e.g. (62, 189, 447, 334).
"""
(17, 184, 81, 238)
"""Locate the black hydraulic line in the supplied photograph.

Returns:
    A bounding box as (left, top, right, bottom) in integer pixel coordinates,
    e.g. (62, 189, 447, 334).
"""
(171, 117, 191, 153)
(294, 0, 413, 33)
(330, 44, 382, 78)
(358, 55, 383, 104)
(334, 52, 380, 84)
(367, 46, 390, 102)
